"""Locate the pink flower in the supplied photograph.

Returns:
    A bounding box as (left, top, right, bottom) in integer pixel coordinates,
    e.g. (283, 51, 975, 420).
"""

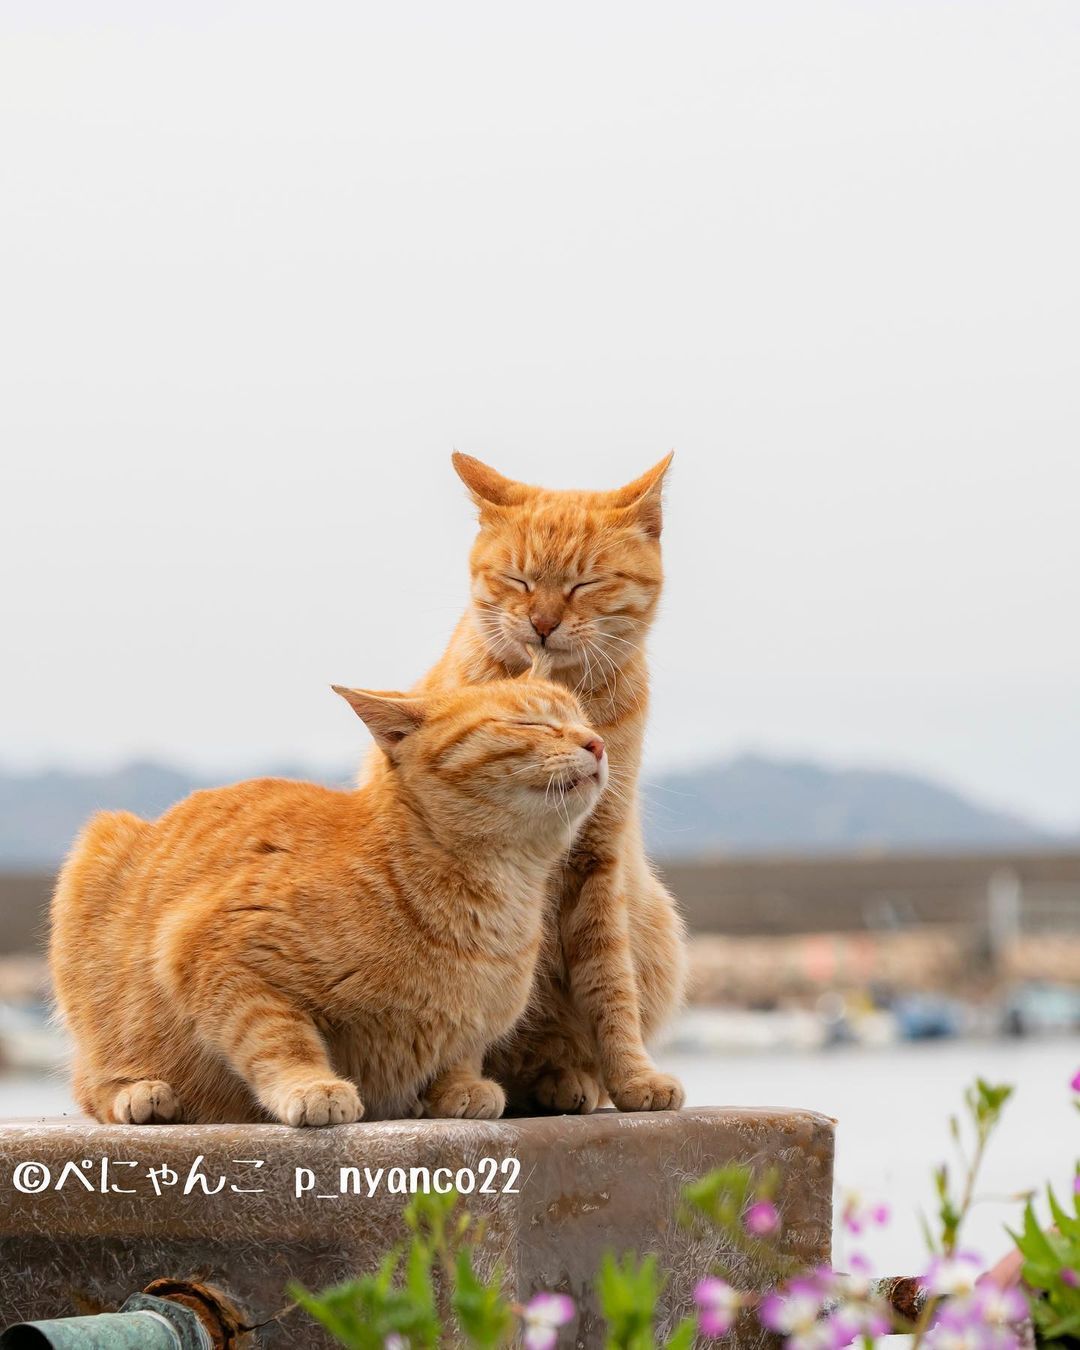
(828, 1304, 892, 1348)
(973, 1283, 1029, 1328)
(694, 1277, 742, 1337)
(522, 1292, 575, 1350)
(840, 1191, 891, 1235)
(928, 1286, 1027, 1350)
(745, 1200, 780, 1236)
(782, 1320, 837, 1350)
(921, 1251, 984, 1298)
(1074, 1173, 1080, 1197)
(825, 1310, 861, 1349)
(1062, 1268, 1079, 1289)
(1070, 1068, 1080, 1093)
(821, 1256, 892, 1346)
(760, 1281, 827, 1339)
(760, 1260, 891, 1350)
(807, 1264, 843, 1298)
(840, 1252, 874, 1297)
(925, 1322, 987, 1350)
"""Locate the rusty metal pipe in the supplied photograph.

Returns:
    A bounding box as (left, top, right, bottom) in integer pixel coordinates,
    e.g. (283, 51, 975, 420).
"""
(0, 1293, 210, 1348)
(0, 1282, 249, 1350)
(871, 1275, 928, 1323)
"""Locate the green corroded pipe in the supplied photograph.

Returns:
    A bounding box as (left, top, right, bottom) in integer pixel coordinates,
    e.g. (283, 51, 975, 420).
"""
(0, 1293, 211, 1350)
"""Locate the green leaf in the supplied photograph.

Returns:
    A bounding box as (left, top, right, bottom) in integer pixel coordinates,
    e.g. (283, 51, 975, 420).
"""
(451, 1247, 514, 1348)
(1048, 1185, 1080, 1241)
(288, 1255, 445, 1350)
(682, 1164, 754, 1230)
(1044, 1308, 1080, 1340)
(289, 1282, 371, 1350)
(403, 1241, 436, 1320)
(918, 1209, 941, 1256)
(1015, 1200, 1061, 1269)
(663, 1316, 697, 1350)
(597, 1252, 664, 1350)
(972, 1079, 1013, 1125)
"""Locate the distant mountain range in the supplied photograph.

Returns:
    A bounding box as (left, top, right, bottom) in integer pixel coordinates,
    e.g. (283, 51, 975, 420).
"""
(642, 753, 1054, 857)
(0, 753, 1061, 868)
(0, 761, 348, 869)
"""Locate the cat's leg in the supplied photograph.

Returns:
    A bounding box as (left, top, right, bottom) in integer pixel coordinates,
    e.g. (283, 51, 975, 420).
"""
(402, 1092, 425, 1118)
(559, 852, 685, 1113)
(487, 988, 603, 1115)
(71, 1058, 101, 1119)
(484, 917, 605, 1115)
(112, 1079, 183, 1124)
(627, 866, 689, 1044)
(533, 1062, 603, 1114)
(77, 1071, 183, 1124)
(193, 972, 362, 1127)
(424, 1056, 506, 1120)
(490, 850, 683, 1113)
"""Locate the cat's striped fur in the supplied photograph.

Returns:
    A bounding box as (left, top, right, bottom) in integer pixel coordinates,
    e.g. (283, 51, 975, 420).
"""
(371, 453, 688, 1114)
(50, 677, 607, 1125)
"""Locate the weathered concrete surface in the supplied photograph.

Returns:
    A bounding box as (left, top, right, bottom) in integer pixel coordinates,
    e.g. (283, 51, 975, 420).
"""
(0, 1107, 834, 1347)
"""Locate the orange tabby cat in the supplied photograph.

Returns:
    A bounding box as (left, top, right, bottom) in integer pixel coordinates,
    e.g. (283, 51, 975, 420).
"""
(370, 453, 688, 1115)
(50, 677, 607, 1126)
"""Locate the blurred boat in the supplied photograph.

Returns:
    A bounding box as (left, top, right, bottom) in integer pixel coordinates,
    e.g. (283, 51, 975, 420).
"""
(663, 1004, 902, 1054)
(664, 1007, 827, 1053)
(890, 993, 969, 1040)
(1001, 981, 1080, 1037)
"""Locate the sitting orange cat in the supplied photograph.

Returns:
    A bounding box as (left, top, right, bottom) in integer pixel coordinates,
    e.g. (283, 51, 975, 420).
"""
(365, 453, 688, 1117)
(49, 677, 607, 1126)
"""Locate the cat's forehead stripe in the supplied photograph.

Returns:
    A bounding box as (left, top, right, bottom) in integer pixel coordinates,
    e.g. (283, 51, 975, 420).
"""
(422, 711, 493, 768)
(513, 507, 600, 576)
(517, 692, 576, 722)
(520, 539, 596, 581)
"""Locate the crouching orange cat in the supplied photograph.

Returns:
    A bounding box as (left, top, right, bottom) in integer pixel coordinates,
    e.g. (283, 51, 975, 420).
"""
(49, 677, 607, 1126)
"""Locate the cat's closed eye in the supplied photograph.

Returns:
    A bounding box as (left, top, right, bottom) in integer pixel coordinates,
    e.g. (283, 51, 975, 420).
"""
(568, 579, 604, 595)
(502, 574, 531, 592)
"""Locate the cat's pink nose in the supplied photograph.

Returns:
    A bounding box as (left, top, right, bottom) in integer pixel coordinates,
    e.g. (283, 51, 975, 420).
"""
(530, 612, 561, 639)
(583, 737, 605, 763)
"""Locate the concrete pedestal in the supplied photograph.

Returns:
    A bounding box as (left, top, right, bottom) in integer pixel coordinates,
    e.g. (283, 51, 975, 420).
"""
(0, 1107, 834, 1347)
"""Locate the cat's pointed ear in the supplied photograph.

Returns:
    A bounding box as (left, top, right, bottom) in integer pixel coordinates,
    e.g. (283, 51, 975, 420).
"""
(608, 451, 673, 539)
(452, 452, 534, 512)
(332, 686, 427, 757)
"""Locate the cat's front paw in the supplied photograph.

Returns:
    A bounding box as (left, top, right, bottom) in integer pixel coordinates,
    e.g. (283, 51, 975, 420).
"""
(425, 1077, 506, 1120)
(113, 1079, 182, 1124)
(609, 1071, 684, 1113)
(276, 1078, 363, 1127)
(532, 1066, 601, 1114)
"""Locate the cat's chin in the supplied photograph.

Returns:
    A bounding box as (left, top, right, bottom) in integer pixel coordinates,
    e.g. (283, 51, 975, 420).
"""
(550, 776, 603, 814)
(512, 639, 579, 670)
(544, 646, 580, 669)
(514, 780, 599, 831)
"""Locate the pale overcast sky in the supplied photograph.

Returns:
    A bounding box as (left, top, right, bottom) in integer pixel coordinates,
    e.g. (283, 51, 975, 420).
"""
(1, 1, 1078, 829)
